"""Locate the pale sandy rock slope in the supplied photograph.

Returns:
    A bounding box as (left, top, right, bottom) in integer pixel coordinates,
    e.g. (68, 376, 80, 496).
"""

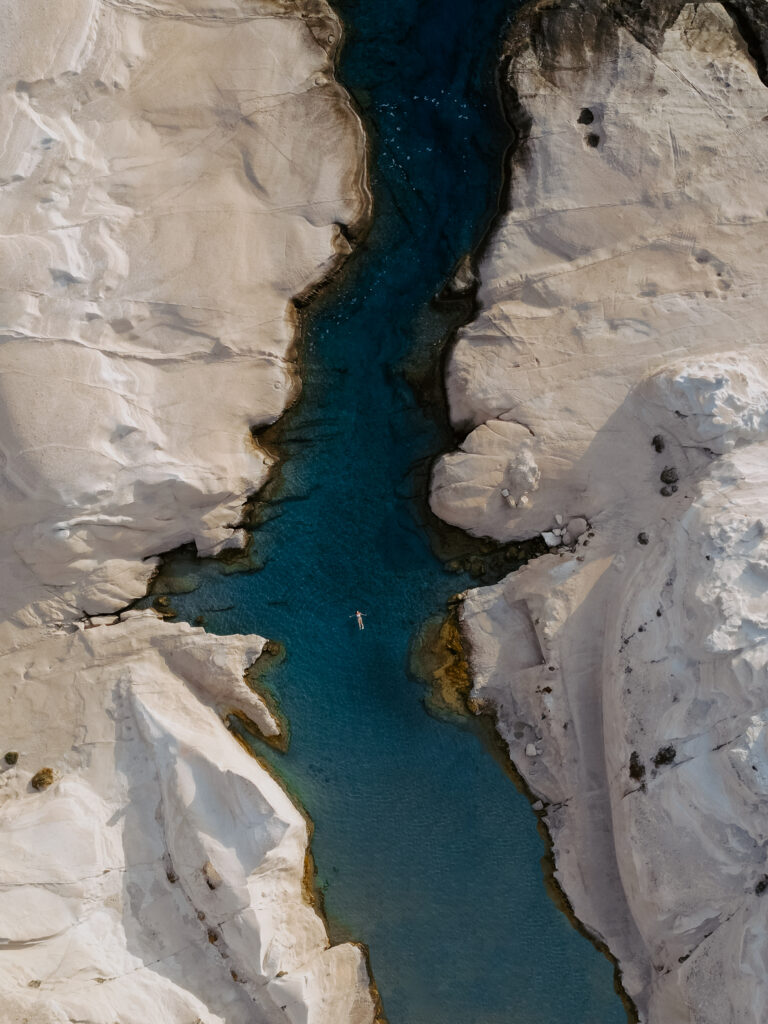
(0, 0, 373, 1022)
(432, 2, 768, 1021)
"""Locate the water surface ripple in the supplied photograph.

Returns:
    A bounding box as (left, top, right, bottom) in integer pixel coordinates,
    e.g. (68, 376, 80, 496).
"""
(165, 2, 628, 1021)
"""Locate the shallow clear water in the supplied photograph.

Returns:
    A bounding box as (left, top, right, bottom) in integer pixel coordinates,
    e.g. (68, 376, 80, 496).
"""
(160, 1, 629, 1021)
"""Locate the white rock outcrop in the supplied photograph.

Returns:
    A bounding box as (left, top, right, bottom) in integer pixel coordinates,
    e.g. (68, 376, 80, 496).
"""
(432, 3, 768, 1021)
(0, 0, 374, 1021)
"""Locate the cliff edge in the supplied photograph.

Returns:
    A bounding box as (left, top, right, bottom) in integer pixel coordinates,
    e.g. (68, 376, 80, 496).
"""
(431, 2, 768, 1020)
(0, 1, 374, 1022)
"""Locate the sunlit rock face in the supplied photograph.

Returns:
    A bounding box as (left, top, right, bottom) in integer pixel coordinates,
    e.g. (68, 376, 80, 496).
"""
(431, 2, 768, 1020)
(0, 1, 374, 1021)
(0, 0, 367, 624)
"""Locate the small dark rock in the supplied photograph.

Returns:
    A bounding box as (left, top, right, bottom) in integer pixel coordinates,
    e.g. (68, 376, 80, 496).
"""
(577, 107, 595, 124)
(586, 132, 600, 148)
(652, 434, 665, 453)
(30, 767, 54, 790)
(660, 466, 679, 484)
(652, 745, 676, 768)
(629, 751, 646, 783)
(660, 485, 673, 497)
(4, 751, 18, 765)
(638, 532, 649, 545)
(756, 875, 768, 896)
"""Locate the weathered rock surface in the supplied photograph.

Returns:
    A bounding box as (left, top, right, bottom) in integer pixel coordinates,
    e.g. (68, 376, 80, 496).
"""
(0, 0, 373, 1021)
(431, 2, 768, 1020)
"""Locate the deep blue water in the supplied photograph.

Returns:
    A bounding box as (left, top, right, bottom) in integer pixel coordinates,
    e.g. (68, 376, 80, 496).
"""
(159, 2, 629, 1021)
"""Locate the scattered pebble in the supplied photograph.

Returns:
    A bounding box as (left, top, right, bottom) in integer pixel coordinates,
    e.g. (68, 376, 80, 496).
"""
(638, 532, 649, 544)
(525, 743, 538, 757)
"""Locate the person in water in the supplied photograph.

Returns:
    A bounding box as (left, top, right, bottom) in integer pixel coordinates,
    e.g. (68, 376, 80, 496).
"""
(351, 610, 366, 630)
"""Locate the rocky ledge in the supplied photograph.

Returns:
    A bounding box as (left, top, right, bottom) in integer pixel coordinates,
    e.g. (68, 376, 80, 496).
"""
(432, 2, 768, 1021)
(0, 1, 374, 1022)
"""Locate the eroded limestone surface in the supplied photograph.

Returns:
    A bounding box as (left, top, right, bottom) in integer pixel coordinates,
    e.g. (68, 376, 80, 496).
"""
(432, 3, 768, 1020)
(0, 0, 373, 1021)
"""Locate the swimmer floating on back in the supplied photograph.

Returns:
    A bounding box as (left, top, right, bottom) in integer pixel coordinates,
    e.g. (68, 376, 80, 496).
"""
(350, 610, 366, 630)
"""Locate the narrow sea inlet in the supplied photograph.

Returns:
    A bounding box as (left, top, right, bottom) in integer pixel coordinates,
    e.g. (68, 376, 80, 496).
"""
(159, 1, 629, 1020)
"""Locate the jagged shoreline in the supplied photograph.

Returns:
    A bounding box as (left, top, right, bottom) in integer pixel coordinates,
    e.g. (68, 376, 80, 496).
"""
(431, 1, 768, 1020)
(0, 1, 378, 1021)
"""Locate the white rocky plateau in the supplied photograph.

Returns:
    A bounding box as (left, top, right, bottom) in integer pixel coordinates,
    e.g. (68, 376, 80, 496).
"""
(0, 0, 375, 1022)
(432, 2, 768, 1021)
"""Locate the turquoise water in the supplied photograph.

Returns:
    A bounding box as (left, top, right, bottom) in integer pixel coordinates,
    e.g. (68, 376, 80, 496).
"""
(161, 2, 629, 1021)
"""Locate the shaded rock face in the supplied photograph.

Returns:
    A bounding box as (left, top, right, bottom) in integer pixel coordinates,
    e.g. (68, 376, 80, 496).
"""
(431, 2, 768, 1021)
(0, 1, 373, 1022)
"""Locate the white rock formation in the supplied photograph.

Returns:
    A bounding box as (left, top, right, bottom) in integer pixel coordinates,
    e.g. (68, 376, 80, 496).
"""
(0, 0, 374, 1021)
(432, 3, 768, 1021)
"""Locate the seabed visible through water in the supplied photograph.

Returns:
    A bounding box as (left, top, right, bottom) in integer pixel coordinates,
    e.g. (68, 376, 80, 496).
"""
(149, 1, 630, 1021)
